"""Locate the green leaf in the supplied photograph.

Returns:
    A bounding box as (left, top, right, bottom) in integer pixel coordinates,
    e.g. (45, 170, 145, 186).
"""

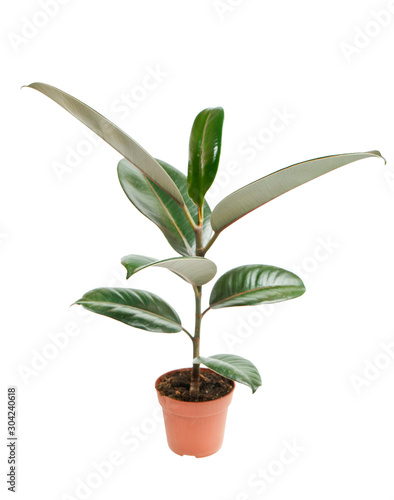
(73, 288, 182, 333)
(194, 354, 262, 393)
(210, 265, 305, 309)
(188, 107, 224, 208)
(121, 254, 217, 286)
(210, 151, 386, 232)
(118, 158, 213, 256)
(121, 255, 155, 278)
(25, 82, 184, 205)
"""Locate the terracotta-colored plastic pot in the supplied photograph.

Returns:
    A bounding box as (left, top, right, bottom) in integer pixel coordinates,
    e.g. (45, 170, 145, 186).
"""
(155, 368, 235, 458)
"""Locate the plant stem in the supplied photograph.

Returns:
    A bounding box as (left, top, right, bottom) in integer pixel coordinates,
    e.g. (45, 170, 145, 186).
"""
(195, 222, 204, 257)
(201, 306, 210, 318)
(183, 204, 197, 230)
(202, 231, 220, 256)
(190, 206, 204, 398)
(190, 284, 202, 397)
(182, 327, 194, 341)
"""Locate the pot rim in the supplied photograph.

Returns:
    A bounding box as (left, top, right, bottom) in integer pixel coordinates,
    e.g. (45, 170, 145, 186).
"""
(155, 367, 235, 404)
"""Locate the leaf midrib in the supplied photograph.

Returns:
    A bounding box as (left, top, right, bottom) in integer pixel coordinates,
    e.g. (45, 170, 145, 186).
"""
(213, 152, 379, 232)
(77, 300, 181, 327)
(211, 283, 302, 307)
(198, 111, 211, 188)
(131, 260, 194, 285)
(212, 360, 255, 380)
(146, 178, 193, 255)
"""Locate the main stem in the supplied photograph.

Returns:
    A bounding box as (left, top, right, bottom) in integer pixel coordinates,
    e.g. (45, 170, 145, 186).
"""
(190, 285, 202, 397)
(190, 215, 204, 397)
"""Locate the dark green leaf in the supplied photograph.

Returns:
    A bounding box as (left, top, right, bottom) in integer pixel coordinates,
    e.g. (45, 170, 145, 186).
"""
(210, 151, 386, 232)
(210, 265, 305, 309)
(188, 107, 224, 208)
(73, 287, 182, 333)
(121, 254, 217, 286)
(194, 354, 262, 393)
(118, 158, 212, 256)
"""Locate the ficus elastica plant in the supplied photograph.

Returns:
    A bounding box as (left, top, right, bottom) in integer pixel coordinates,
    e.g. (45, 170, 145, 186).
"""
(25, 82, 385, 397)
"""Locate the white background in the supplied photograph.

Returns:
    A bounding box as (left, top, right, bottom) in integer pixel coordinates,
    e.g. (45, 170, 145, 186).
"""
(2, 1, 394, 499)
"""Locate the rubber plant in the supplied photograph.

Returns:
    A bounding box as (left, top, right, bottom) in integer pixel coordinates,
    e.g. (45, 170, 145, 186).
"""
(25, 83, 385, 455)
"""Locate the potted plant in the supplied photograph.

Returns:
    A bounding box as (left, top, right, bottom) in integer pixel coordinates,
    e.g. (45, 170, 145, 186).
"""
(25, 83, 385, 457)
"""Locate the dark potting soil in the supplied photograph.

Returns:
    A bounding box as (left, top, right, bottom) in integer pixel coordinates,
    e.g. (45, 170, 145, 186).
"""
(156, 370, 234, 402)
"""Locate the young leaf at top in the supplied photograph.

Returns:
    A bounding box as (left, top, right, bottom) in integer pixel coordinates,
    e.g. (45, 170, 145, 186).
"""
(209, 265, 305, 309)
(121, 255, 217, 286)
(118, 158, 213, 256)
(210, 151, 386, 233)
(194, 354, 262, 393)
(188, 107, 224, 209)
(73, 288, 182, 333)
(25, 82, 184, 205)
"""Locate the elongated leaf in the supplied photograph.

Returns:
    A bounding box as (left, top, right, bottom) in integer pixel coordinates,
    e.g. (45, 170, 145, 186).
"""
(121, 254, 217, 286)
(118, 158, 212, 256)
(25, 82, 184, 205)
(188, 107, 224, 208)
(210, 265, 305, 309)
(73, 288, 182, 333)
(194, 354, 262, 393)
(210, 151, 385, 232)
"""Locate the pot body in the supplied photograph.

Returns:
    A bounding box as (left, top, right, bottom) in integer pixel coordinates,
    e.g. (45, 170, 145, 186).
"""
(155, 368, 235, 458)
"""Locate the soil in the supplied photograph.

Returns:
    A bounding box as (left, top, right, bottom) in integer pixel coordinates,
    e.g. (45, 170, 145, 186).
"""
(156, 369, 234, 402)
